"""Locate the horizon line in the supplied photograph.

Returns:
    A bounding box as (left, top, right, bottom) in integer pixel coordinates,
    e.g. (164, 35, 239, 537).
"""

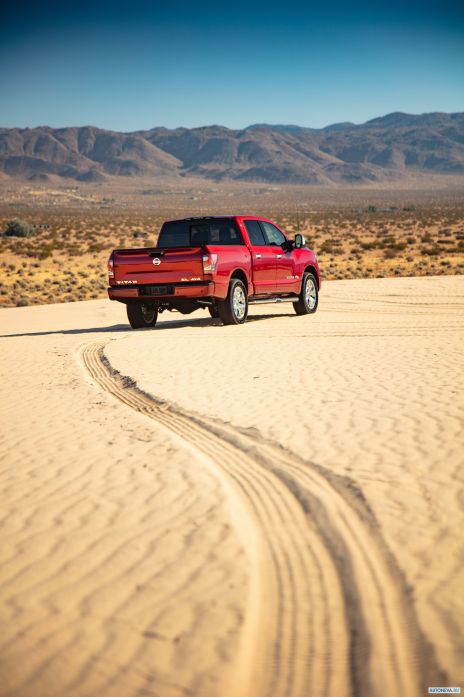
(1, 109, 463, 134)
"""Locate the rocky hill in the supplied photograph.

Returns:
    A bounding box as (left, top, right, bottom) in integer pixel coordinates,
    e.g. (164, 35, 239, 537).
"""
(1, 112, 463, 185)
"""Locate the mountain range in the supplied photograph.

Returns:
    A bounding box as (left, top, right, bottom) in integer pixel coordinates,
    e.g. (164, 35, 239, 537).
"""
(1, 112, 463, 185)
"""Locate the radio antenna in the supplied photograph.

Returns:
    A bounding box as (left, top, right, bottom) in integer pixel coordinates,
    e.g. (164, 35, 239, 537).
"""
(296, 203, 300, 233)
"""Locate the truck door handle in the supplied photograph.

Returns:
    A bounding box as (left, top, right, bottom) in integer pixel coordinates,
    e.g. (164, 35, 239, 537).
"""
(276, 254, 282, 258)
(255, 254, 262, 259)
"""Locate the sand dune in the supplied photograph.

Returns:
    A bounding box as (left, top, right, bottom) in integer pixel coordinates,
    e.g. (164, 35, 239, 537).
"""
(1, 275, 463, 696)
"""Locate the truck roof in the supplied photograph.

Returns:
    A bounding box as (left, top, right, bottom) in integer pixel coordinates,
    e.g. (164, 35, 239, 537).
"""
(164, 215, 266, 224)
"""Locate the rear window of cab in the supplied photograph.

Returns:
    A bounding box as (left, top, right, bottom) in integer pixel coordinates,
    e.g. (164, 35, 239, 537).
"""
(158, 219, 244, 247)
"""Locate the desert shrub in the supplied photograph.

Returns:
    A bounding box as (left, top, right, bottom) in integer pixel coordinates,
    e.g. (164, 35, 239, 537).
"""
(320, 239, 342, 254)
(5, 219, 36, 238)
(88, 242, 106, 253)
(421, 245, 441, 256)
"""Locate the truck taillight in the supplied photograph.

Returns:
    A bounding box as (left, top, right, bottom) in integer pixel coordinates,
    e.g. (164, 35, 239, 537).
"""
(202, 253, 218, 273)
(107, 252, 114, 278)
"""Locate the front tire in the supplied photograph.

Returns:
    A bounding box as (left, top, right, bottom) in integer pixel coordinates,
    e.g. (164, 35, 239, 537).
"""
(293, 272, 318, 315)
(126, 302, 158, 329)
(218, 279, 248, 325)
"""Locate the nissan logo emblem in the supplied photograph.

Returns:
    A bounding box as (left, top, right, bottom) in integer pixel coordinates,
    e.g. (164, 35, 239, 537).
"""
(152, 258, 161, 266)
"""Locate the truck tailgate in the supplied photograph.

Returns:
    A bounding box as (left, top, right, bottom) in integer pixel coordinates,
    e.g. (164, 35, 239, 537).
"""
(113, 247, 204, 284)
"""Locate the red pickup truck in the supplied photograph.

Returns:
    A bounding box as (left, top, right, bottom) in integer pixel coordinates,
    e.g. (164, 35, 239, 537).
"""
(107, 216, 320, 328)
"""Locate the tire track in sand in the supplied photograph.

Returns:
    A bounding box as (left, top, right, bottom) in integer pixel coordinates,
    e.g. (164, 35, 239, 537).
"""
(80, 340, 444, 697)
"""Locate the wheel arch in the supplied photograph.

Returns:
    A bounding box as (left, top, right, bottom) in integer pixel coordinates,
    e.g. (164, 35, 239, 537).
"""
(302, 265, 320, 289)
(229, 268, 249, 292)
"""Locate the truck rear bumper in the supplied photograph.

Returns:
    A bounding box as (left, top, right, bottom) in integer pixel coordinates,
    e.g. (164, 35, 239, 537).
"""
(108, 281, 215, 302)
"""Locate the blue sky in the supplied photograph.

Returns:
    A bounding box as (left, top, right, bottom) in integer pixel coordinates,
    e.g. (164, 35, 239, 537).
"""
(1, 0, 463, 130)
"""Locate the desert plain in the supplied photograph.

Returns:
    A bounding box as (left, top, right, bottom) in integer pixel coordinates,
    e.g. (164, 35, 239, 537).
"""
(1, 180, 464, 308)
(1, 182, 464, 697)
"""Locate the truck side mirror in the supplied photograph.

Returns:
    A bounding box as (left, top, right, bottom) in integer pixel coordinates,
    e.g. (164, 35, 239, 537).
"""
(294, 233, 306, 249)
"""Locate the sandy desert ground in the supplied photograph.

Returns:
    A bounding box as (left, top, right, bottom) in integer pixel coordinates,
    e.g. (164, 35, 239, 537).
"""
(1, 275, 463, 697)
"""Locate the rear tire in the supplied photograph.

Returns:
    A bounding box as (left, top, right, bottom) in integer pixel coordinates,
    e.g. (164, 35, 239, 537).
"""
(126, 302, 158, 329)
(218, 279, 248, 325)
(293, 272, 318, 315)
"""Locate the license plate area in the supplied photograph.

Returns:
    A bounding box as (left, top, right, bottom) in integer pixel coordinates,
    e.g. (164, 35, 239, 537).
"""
(140, 285, 174, 296)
